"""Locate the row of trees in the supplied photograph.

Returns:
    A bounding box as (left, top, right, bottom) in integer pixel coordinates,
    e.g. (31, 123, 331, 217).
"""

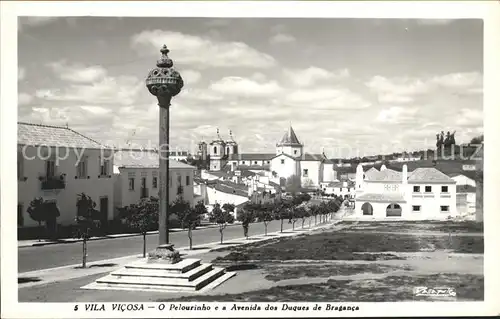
(208, 193, 344, 244)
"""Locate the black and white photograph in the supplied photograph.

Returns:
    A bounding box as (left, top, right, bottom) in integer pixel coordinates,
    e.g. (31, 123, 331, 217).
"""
(1, 1, 499, 318)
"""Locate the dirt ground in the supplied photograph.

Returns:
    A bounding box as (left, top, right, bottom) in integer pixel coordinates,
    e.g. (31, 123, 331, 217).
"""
(159, 220, 484, 302)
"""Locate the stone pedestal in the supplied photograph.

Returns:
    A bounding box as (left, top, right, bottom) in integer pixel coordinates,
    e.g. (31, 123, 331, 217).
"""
(147, 244, 181, 264)
(82, 257, 236, 293)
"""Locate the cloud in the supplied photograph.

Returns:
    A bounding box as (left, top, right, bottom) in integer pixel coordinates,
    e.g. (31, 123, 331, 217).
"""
(416, 19, 454, 26)
(376, 106, 418, 124)
(18, 93, 33, 105)
(46, 61, 107, 83)
(285, 87, 371, 110)
(209, 76, 282, 98)
(35, 77, 142, 106)
(131, 30, 276, 69)
(283, 67, 349, 87)
(19, 17, 60, 30)
(269, 33, 296, 44)
(18, 67, 26, 81)
(366, 72, 483, 103)
(456, 108, 483, 127)
(180, 69, 202, 84)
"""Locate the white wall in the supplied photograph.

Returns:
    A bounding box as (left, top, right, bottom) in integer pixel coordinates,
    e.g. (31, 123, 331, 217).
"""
(451, 175, 476, 187)
(300, 161, 322, 187)
(114, 166, 195, 214)
(270, 154, 299, 182)
(322, 163, 335, 182)
(276, 145, 303, 157)
(18, 145, 114, 227)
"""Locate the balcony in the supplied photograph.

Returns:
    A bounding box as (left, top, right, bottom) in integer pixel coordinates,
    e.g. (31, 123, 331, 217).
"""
(40, 175, 66, 190)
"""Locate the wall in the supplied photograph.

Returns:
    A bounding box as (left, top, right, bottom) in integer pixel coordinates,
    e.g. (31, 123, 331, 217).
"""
(276, 145, 303, 157)
(17, 145, 114, 227)
(405, 182, 457, 219)
(451, 175, 476, 187)
(300, 161, 322, 187)
(205, 186, 249, 219)
(270, 154, 299, 182)
(322, 163, 335, 182)
(115, 166, 195, 211)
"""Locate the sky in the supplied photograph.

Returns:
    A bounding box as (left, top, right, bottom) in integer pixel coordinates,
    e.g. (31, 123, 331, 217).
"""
(18, 17, 483, 158)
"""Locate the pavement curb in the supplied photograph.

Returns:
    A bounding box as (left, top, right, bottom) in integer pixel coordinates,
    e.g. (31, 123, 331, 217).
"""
(18, 222, 243, 248)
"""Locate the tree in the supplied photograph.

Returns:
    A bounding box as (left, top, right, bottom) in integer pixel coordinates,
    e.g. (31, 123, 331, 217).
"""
(285, 175, 301, 195)
(258, 203, 274, 236)
(169, 197, 191, 229)
(74, 193, 101, 268)
(297, 206, 310, 228)
(238, 203, 256, 239)
(186, 201, 207, 249)
(274, 200, 292, 233)
(119, 197, 159, 258)
(470, 134, 484, 145)
(27, 197, 60, 241)
(209, 203, 235, 244)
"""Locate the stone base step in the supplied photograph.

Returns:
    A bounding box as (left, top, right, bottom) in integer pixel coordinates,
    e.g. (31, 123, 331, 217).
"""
(96, 266, 226, 291)
(125, 258, 201, 273)
(113, 263, 213, 281)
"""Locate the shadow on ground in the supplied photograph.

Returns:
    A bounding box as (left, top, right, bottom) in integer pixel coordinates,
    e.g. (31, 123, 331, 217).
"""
(18, 277, 42, 284)
(73, 263, 118, 269)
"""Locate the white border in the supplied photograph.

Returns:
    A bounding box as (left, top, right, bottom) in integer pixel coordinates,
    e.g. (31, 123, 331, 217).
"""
(2, 1, 500, 318)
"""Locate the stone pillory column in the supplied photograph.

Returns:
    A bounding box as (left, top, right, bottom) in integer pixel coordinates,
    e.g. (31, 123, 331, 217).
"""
(145, 45, 184, 263)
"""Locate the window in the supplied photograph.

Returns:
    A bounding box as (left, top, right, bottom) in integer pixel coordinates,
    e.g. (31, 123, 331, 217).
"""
(100, 159, 110, 176)
(152, 177, 158, 188)
(17, 152, 24, 180)
(18, 203, 23, 226)
(412, 205, 421, 212)
(440, 205, 449, 212)
(213, 146, 217, 154)
(226, 147, 230, 154)
(46, 159, 56, 178)
(425, 186, 432, 193)
(177, 174, 182, 186)
(303, 169, 308, 177)
(77, 157, 87, 178)
(413, 186, 420, 192)
(128, 178, 135, 191)
(267, 161, 270, 164)
(254, 161, 257, 165)
(294, 150, 298, 155)
(281, 159, 285, 164)
(242, 161, 245, 165)
(441, 186, 448, 193)
(186, 175, 190, 186)
(141, 177, 146, 188)
(340, 187, 343, 192)
(347, 187, 350, 192)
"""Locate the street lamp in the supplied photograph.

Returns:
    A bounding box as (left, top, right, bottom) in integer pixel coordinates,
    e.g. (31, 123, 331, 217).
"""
(146, 45, 184, 251)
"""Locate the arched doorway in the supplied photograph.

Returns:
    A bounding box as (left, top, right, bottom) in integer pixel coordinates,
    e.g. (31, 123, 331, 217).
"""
(386, 203, 402, 217)
(361, 202, 373, 216)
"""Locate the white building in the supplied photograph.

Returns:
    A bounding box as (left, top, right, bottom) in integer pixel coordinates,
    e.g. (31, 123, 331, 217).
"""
(17, 122, 114, 228)
(320, 180, 356, 199)
(353, 164, 457, 220)
(201, 126, 335, 189)
(113, 149, 196, 216)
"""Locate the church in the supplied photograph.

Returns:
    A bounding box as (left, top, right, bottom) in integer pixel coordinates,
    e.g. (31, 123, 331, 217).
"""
(197, 126, 335, 188)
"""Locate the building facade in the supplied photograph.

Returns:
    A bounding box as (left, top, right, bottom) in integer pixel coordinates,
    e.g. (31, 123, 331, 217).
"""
(17, 122, 114, 228)
(113, 149, 196, 216)
(353, 164, 457, 220)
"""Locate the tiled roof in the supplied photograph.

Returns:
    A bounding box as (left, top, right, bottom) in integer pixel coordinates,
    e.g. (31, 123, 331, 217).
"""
(277, 126, 302, 146)
(327, 181, 354, 188)
(301, 153, 328, 162)
(448, 171, 477, 181)
(356, 193, 406, 203)
(228, 153, 275, 161)
(114, 150, 195, 169)
(18, 122, 109, 149)
(237, 164, 271, 171)
(210, 180, 248, 197)
(366, 168, 402, 182)
(364, 167, 380, 179)
(457, 185, 477, 193)
(407, 168, 455, 183)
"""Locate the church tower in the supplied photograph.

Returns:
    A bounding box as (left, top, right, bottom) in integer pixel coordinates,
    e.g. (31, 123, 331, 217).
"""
(225, 130, 238, 156)
(209, 128, 226, 171)
(276, 125, 304, 158)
